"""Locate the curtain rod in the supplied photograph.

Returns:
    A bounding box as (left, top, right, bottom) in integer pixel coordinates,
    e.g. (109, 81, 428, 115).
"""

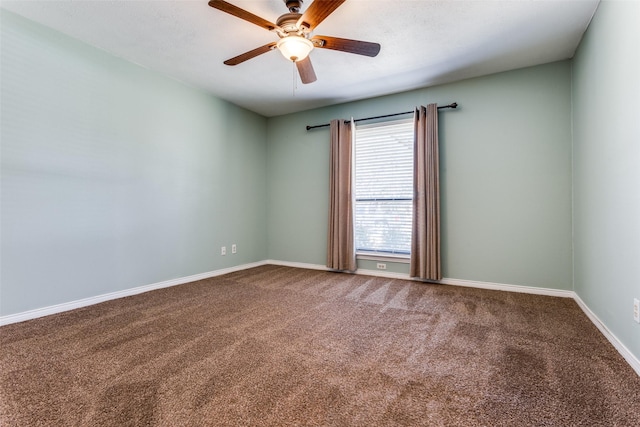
(305, 102, 458, 131)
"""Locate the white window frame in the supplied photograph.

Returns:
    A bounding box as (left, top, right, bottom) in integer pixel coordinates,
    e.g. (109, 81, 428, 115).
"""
(353, 118, 414, 259)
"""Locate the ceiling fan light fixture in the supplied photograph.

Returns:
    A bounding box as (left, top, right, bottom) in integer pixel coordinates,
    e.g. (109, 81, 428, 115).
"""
(277, 36, 313, 62)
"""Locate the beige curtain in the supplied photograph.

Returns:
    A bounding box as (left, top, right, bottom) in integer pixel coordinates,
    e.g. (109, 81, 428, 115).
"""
(327, 119, 356, 271)
(410, 104, 442, 280)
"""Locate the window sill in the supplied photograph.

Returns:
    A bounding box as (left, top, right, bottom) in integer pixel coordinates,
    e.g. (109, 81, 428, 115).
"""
(356, 252, 410, 264)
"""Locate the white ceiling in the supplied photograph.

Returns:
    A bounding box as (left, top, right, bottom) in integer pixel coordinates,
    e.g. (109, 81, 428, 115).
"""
(1, 0, 599, 117)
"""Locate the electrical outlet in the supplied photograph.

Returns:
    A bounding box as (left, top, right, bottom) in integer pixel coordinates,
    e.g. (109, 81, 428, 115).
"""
(376, 263, 387, 270)
(232, 244, 237, 254)
(221, 246, 226, 256)
(634, 298, 639, 323)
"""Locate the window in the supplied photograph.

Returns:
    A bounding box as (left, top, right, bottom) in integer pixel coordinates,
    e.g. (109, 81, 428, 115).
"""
(354, 118, 414, 256)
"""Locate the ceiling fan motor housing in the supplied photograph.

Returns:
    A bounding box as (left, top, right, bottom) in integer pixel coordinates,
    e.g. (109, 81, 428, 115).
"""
(276, 13, 305, 34)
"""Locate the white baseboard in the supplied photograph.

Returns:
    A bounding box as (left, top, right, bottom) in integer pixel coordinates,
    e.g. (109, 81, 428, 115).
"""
(267, 260, 574, 298)
(264, 259, 330, 272)
(0, 261, 268, 326)
(2, 259, 637, 377)
(572, 294, 640, 376)
(439, 277, 574, 298)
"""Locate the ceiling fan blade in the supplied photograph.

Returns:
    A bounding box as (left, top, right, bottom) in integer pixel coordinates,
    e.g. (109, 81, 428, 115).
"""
(208, 0, 278, 31)
(296, 57, 317, 84)
(312, 35, 381, 57)
(297, 0, 346, 31)
(224, 42, 277, 65)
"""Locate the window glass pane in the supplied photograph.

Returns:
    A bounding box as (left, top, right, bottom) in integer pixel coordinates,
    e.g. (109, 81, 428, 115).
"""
(355, 118, 413, 255)
(355, 200, 413, 254)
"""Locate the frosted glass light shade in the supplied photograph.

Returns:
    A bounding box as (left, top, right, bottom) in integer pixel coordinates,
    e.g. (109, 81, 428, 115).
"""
(277, 36, 313, 62)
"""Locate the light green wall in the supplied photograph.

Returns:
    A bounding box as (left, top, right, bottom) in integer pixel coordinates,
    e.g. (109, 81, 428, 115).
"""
(267, 61, 574, 290)
(0, 11, 268, 315)
(572, 1, 640, 360)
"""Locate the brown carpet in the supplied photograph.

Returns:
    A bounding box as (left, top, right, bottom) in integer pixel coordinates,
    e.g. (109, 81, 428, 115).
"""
(1, 265, 639, 426)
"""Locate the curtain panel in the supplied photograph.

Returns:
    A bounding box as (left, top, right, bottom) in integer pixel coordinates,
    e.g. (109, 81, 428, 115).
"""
(410, 104, 442, 280)
(327, 119, 356, 271)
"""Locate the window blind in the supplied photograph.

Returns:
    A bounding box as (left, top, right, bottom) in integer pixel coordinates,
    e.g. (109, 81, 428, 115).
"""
(354, 118, 414, 255)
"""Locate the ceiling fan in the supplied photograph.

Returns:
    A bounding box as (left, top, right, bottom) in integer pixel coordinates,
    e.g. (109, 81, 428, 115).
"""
(208, 0, 381, 84)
